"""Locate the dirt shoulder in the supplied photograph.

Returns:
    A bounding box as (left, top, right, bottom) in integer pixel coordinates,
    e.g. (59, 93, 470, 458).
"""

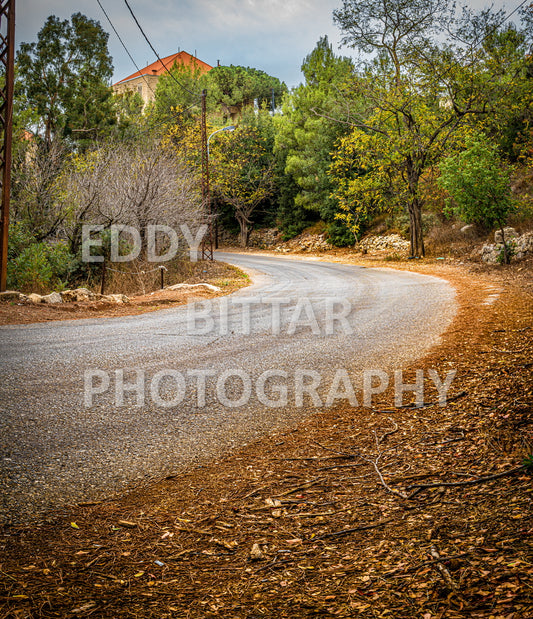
(0, 255, 532, 618)
(0, 260, 249, 326)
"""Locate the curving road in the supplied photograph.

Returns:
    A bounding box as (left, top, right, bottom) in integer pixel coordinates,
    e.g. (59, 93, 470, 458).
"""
(0, 253, 456, 522)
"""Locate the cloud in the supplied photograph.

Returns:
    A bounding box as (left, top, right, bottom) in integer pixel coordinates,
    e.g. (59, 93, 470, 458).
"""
(17, 0, 513, 89)
(17, 0, 343, 87)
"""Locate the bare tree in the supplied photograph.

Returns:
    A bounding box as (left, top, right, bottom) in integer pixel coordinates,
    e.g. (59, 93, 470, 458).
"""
(57, 139, 203, 256)
(11, 139, 68, 241)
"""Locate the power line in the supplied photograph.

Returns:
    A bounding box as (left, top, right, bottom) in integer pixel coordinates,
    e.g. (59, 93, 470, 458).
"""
(96, 0, 202, 142)
(123, 0, 200, 100)
(96, 0, 156, 97)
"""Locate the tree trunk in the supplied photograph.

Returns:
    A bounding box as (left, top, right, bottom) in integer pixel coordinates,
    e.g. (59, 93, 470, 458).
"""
(406, 159, 425, 258)
(499, 225, 509, 264)
(408, 197, 425, 258)
(238, 217, 250, 248)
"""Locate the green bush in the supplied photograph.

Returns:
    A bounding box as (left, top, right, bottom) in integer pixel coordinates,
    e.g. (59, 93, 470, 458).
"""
(7, 242, 53, 291)
(46, 242, 78, 287)
(6, 223, 78, 291)
(326, 219, 355, 247)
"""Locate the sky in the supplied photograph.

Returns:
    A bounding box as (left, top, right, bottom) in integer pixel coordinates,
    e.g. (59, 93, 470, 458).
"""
(17, 0, 346, 88)
(17, 0, 513, 89)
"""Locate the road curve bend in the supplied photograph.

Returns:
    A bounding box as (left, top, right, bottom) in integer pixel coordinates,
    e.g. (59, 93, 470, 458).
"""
(0, 253, 456, 522)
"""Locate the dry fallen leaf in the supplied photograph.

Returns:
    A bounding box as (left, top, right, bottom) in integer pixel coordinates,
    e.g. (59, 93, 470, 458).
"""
(250, 543, 264, 561)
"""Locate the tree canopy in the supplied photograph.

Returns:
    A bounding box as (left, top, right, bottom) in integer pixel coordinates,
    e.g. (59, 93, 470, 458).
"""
(17, 12, 116, 148)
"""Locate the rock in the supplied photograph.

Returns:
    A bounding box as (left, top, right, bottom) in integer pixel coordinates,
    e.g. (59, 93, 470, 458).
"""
(248, 228, 281, 249)
(0, 290, 22, 302)
(99, 294, 129, 304)
(281, 232, 333, 253)
(41, 292, 63, 304)
(481, 244, 500, 264)
(60, 288, 94, 302)
(27, 293, 43, 304)
(359, 234, 410, 252)
(105, 293, 130, 304)
(516, 231, 533, 254)
(166, 283, 221, 292)
(482, 231, 533, 263)
(460, 224, 475, 234)
(494, 227, 518, 243)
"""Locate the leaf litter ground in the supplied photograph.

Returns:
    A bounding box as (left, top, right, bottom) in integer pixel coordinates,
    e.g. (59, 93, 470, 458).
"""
(0, 258, 532, 618)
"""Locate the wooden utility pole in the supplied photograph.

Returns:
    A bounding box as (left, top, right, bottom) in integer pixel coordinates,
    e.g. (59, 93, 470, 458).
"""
(200, 89, 213, 261)
(0, 0, 15, 291)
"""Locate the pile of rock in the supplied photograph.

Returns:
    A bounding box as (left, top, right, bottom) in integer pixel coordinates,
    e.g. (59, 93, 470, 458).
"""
(358, 234, 410, 253)
(275, 233, 333, 253)
(248, 228, 281, 249)
(480, 228, 533, 264)
(0, 287, 130, 305)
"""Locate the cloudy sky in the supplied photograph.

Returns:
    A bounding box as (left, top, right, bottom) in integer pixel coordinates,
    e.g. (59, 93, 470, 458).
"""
(18, 0, 512, 89)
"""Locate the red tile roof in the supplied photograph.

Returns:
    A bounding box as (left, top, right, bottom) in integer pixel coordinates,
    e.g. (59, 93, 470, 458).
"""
(114, 51, 213, 85)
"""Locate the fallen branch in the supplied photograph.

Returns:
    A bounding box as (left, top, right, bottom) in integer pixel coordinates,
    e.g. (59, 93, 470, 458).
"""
(406, 464, 526, 497)
(272, 477, 327, 498)
(429, 546, 457, 591)
(397, 390, 468, 410)
(254, 558, 293, 573)
(241, 484, 273, 500)
(311, 441, 357, 459)
(290, 505, 354, 518)
(316, 518, 393, 540)
(369, 458, 409, 499)
(378, 420, 399, 443)
(368, 426, 409, 499)
(382, 552, 471, 577)
(414, 551, 471, 571)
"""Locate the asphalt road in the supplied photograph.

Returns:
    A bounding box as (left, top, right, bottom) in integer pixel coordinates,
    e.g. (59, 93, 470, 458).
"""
(0, 253, 456, 522)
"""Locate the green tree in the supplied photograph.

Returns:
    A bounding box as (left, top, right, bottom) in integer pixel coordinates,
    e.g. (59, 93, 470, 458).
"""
(152, 61, 203, 126)
(438, 134, 516, 263)
(204, 65, 286, 121)
(274, 37, 355, 244)
(465, 17, 533, 161)
(331, 0, 530, 256)
(17, 13, 115, 148)
(211, 120, 275, 246)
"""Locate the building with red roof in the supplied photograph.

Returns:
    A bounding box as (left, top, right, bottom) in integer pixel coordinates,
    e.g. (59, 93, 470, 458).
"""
(112, 51, 213, 106)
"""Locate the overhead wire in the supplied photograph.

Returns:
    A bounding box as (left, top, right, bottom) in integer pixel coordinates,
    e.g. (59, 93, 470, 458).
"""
(123, 0, 201, 100)
(94, 0, 204, 143)
(95, 0, 156, 98)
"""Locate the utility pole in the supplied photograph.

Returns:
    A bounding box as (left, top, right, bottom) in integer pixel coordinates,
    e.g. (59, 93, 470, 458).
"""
(200, 89, 213, 261)
(0, 0, 15, 291)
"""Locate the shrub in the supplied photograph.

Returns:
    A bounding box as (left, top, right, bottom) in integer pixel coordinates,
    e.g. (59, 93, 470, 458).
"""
(8, 242, 53, 291)
(6, 223, 78, 292)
